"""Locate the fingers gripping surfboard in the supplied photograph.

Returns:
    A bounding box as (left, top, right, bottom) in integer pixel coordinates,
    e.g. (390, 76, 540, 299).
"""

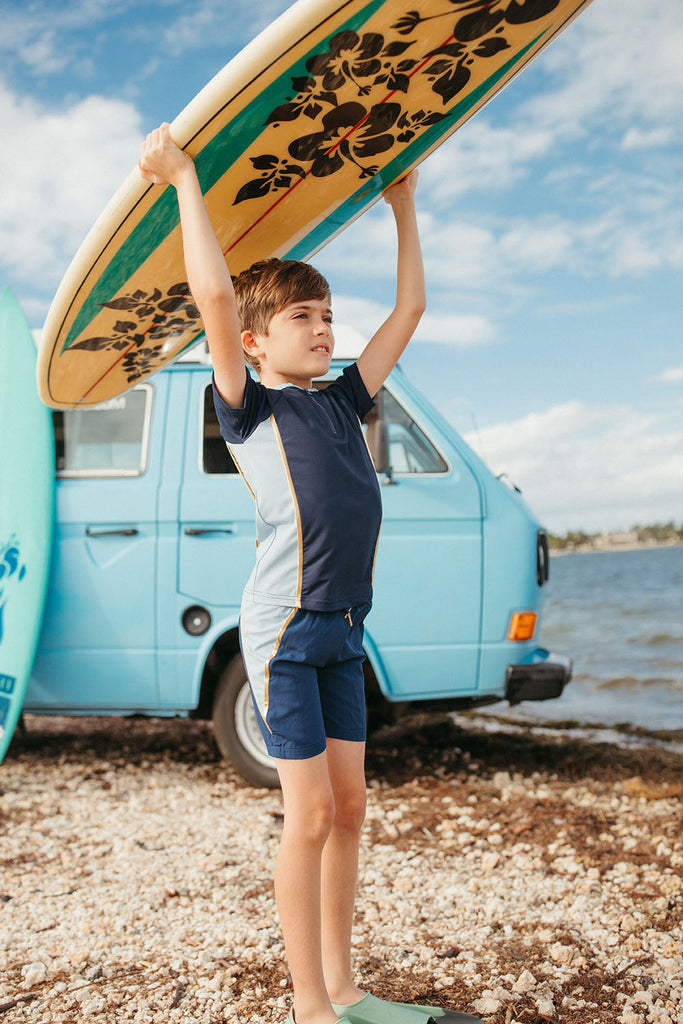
(38, 0, 592, 408)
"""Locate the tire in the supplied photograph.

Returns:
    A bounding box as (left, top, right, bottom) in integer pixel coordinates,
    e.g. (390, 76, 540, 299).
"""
(212, 655, 279, 789)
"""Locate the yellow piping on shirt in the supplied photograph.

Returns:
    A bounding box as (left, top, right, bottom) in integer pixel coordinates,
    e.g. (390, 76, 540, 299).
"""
(227, 443, 255, 501)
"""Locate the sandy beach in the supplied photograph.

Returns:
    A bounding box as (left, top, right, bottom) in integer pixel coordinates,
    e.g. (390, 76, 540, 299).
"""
(1, 712, 681, 1024)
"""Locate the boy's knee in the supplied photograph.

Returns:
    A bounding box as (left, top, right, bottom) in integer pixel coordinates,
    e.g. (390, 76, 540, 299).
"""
(290, 790, 336, 846)
(333, 789, 366, 833)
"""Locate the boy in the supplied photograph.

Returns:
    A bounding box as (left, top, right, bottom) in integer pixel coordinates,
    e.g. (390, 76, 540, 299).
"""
(139, 124, 479, 1024)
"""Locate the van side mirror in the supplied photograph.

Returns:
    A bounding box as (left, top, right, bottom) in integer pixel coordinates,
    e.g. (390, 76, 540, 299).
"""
(366, 398, 395, 484)
(371, 414, 388, 474)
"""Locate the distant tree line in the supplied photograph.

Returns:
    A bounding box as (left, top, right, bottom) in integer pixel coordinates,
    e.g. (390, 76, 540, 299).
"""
(549, 521, 683, 551)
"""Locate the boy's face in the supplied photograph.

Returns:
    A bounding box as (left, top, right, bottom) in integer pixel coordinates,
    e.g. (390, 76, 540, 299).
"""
(244, 297, 334, 389)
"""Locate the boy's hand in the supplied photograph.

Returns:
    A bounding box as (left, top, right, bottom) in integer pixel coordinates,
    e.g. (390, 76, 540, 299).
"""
(138, 123, 194, 187)
(383, 168, 418, 207)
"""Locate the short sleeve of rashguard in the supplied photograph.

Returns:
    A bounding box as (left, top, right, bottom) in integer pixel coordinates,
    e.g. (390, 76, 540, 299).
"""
(212, 367, 272, 444)
(323, 362, 375, 421)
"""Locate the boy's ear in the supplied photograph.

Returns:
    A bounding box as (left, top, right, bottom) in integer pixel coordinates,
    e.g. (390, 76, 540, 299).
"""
(241, 330, 264, 360)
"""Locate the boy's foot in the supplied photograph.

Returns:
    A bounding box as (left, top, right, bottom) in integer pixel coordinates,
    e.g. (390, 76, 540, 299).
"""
(286, 1012, 354, 1024)
(331, 993, 482, 1024)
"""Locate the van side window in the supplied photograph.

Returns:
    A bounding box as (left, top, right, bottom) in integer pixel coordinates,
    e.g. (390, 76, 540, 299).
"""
(203, 385, 238, 474)
(313, 379, 448, 475)
(53, 386, 152, 477)
(375, 388, 448, 474)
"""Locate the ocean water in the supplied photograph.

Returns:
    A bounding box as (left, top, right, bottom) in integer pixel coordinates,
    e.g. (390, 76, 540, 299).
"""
(492, 545, 683, 734)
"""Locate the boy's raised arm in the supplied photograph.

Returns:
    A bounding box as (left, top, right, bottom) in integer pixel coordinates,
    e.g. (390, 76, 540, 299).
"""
(355, 169, 426, 398)
(138, 124, 246, 407)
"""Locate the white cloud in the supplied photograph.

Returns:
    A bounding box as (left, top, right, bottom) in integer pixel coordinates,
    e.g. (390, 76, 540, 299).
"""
(0, 1, 134, 75)
(162, 0, 292, 56)
(331, 294, 494, 349)
(331, 295, 388, 338)
(420, 191, 683, 296)
(522, 0, 683, 137)
(415, 310, 495, 347)
(413, 0, 683, 212)
(321, 203, 502, 298)
(420, 215, 498, 292)
(659, 366, 683, 384)
(621, 128, 674, 152)
(0, 79, 143, 299)
(464, 400, 683, 533)
(417, 120, 554, 203)
(499, 218, 575, 271)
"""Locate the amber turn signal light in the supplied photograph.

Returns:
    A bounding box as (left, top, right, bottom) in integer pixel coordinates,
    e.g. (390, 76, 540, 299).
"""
(507, 611, 538, 642)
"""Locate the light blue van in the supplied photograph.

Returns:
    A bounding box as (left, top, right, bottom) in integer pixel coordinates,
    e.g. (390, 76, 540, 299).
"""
(25, 328, 570, 786)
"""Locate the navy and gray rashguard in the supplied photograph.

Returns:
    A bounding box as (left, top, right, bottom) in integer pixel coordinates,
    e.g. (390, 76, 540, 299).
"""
(212, 362, 382, 758)
(212, 362, 383, 612)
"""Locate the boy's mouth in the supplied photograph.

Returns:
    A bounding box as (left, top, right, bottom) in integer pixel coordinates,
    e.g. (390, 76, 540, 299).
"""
(311, 343, 331, 354)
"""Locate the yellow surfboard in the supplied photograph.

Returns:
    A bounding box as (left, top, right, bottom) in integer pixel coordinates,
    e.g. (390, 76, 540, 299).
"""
(38, 0, 592, 408)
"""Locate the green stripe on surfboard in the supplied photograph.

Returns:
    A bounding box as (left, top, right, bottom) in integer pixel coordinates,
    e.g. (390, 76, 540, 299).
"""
(61, 0, 386, 354)
(286, 31, 543, 261)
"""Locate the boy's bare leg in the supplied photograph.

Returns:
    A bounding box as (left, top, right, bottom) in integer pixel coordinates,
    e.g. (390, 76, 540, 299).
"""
(321, 738, 367, 1006)
(275, 752, 339, 1024)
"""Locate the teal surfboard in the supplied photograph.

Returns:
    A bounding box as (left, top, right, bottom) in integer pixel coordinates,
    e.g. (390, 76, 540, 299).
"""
(0, 290, 55, 763)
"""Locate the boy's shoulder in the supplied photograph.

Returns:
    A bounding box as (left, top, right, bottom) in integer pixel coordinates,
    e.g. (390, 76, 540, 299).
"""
(212, 361, 374, 446)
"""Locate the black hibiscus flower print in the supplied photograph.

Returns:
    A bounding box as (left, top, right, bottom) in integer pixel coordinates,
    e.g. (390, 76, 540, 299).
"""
(395, 0, 559, 38)
(288, 100, 402, 179)
(424, 33, 510, 104)
(70, 283, 201, 383)
(234, 155, 306, 205)
(264, 76, 337, 127)
(122, 344, 166, 384)
(450, 0, 560, 42)
(306, 30, 385, 96)
(396, 107, 446, 144)
(231, 0, 565, 204)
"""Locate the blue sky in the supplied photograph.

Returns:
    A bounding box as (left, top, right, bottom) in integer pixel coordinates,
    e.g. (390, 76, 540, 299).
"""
(1, 0, 681, 533)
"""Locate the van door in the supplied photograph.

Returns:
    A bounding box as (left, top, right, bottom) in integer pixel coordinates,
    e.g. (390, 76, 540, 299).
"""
(366, 384, 483, 699)
(177, 369, 257, 613)
(27, 383, 160, 711)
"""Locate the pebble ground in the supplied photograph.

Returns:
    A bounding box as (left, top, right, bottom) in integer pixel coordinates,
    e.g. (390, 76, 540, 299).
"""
(1, 712, 681, 1024)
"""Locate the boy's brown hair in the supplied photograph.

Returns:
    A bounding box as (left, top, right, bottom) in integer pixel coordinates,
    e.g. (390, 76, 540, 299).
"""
(232, 258, 330, 372)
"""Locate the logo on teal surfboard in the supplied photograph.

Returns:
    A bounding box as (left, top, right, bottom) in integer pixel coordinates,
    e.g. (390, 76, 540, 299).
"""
(0, 537, 27, 645)
(0, 675, 18, 730)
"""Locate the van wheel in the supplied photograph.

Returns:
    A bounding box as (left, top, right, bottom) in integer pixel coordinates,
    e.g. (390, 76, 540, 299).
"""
(212, 655, 279, 789)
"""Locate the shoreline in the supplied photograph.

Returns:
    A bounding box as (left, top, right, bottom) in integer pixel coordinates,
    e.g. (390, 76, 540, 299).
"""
(458, 708, 683, 753)
(550, 540, 683, 556)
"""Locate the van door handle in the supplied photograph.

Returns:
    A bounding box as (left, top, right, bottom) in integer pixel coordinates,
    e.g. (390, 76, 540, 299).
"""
(86, 527, 139, 537)
(184, 527, 234, 536)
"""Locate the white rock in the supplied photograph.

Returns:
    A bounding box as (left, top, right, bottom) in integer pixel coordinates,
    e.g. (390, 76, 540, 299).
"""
(535, 988, 556, 1017)
(481, 852, 500, 872)
(513, 968, 537, 994)
(619, 1009, 644, 1024)
(21, 962, 48, 987)
(473, 993, 503, 1014)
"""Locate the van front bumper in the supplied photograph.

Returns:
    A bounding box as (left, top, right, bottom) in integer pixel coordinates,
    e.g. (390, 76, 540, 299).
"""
(506, 647, 572, 704)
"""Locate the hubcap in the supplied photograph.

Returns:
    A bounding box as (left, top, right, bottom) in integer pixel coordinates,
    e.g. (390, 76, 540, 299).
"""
(234, 683, 274, 770)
